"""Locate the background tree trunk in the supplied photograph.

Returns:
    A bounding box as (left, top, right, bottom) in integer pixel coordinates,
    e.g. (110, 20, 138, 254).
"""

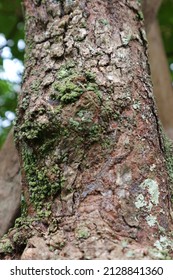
(1, 0, 173, 260)
(147, 20, 173, 139)
(142, 0, 162, 31)
(142, 0, 173, 139)
(0, 130, 20, 238)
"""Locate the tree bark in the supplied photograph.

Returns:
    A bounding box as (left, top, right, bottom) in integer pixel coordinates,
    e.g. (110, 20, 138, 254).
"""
(1, 0, 173, 260)
(142, 0, 162, 32)
(142, 0, 173, 139)
(147, 20, 173, 139)
(0, 130, 20, 238)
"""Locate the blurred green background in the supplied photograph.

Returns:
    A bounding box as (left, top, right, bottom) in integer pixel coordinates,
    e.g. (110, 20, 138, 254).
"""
(0, 0, 173, 147)
(0, 0, 24, 147)
(159, 0, 173, 79)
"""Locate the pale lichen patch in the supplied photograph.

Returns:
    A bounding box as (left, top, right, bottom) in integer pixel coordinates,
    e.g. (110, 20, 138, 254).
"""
(154, 235, 172, 251)
(146, 215, 157, 227)
(135, 179, 159, 210)
(140, 179, 159, 204)
(135, 194, 147, 209)
(120, 24, 133, 46)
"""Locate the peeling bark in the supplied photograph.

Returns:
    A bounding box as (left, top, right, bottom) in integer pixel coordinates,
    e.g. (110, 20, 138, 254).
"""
(1, 0, 173, 260)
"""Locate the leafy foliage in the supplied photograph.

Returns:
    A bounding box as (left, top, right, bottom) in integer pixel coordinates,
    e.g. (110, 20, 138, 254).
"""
(0, 0, 24, 60)
(0, 0, 24, 147)
(0, 80, 17, 146)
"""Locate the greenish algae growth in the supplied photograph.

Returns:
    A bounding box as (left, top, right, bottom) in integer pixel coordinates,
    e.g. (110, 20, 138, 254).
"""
(12, 231, 28, 247)
(52, 65, 101, 105)
(0, 216, 39, 255)
(137, 11, 144, 20)
(30, 80, 41, 92)
(17, 106, 62, 143)
(22, 144, 62, 211)
(0, 239, 14, 254)
(69, 116, 102, 143)
(76, 227, 90, 239)
(20, 93, 30, 111)
(121, 34, 132, 46)
(98, 18, 109, 25)
(162, 134, 173, 204)
(21, 194, 28, 217)
(15, 61, 125, 215)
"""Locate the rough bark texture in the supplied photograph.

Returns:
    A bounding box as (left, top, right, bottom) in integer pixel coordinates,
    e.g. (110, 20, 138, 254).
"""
(1, 0, 173, 260)
(1, 0, 172, 239)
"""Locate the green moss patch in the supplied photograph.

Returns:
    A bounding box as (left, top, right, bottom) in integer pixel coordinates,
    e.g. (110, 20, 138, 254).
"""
(51, 65, 101, 105)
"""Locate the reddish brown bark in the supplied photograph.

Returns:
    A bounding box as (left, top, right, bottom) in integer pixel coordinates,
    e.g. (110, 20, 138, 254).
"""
(1, 0, 173, 260)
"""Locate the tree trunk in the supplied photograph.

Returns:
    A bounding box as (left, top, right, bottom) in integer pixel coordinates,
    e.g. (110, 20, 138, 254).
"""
(142, 0, 173, 140)
(0, 130, 21, 238)
(147, 20, 173, 139)
(142, 0, 162, 32)
(1, 0, 173, 260)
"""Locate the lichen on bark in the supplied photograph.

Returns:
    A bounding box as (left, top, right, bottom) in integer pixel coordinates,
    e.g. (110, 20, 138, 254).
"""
(1, 0, 173, 260)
